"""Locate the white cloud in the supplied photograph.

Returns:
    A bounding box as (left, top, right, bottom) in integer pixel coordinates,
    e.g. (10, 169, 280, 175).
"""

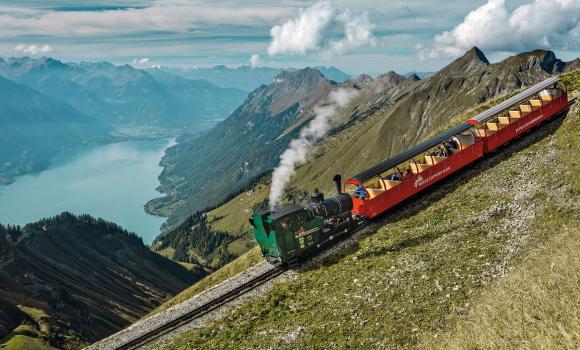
(267, 0, 376, 57)
(132, 57, 150, 65)
(250, 54, 261, 68)
(0, 3, 294, 37)
(14, 44, 53, 55)
(419, 0, 580, 60)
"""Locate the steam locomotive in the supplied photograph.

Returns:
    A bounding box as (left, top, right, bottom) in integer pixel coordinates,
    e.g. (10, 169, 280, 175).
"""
(249, 175, 358, 262)
(249, 77, 571, 263)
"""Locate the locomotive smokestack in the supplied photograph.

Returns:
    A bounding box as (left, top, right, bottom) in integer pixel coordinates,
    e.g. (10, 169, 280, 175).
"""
(332, 174, 342, 194)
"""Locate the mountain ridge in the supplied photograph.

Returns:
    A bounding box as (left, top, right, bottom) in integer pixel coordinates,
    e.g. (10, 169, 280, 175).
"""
(147, 67, 337, 230)
(0, 212, 202, 348)
(150, 64, 351, 92)
(0, 57, 248, 129)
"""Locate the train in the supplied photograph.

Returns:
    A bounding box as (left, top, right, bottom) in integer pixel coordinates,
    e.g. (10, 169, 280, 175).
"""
(249, 76, 572, 263)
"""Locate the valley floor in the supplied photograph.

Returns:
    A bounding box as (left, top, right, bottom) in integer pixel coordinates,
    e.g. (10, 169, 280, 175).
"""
(157, 73, 579, 349)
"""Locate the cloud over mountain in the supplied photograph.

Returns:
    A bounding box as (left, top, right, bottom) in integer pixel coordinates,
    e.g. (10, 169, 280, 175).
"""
(267, 0, 376, 57)
(14, 44, 52, 55)
(418, 0, 580, 60)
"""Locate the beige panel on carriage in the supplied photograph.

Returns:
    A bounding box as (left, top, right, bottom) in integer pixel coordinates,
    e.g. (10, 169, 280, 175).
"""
(382, 180, 401, 189)
(410, 162, 432, 174)
(509, 110, 523, 118)
(486, 122, 509, 131)
(519, 105, 533, 114)
(424, 155, 446, 165)
(498, 116, 518, 124)
(539, 90, 553, 104)
(529, 99, 543, 109)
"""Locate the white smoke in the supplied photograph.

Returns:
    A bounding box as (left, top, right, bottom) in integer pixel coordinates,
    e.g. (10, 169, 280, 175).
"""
(269, 88, 357, 209)
(250, 54, 261, 68)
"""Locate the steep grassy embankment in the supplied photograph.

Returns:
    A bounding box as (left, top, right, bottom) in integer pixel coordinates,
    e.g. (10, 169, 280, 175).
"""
(197, 49, 576, 264)
(160, 69, 579, 349)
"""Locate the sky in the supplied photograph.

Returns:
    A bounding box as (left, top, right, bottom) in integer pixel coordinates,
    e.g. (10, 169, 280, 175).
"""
(0, 0, 578, 75)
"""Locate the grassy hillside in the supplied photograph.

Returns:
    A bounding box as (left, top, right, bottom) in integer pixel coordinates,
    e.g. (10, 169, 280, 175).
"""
(190, 49, 574, 267)
(421, 222, 579, 349)
(0, 213, 200, 349)
(161, 69, 579, 349)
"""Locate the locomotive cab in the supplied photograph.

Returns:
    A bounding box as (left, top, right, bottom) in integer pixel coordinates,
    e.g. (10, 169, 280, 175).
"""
(250, 204, 325, 262)
(250, 180, 354, 263)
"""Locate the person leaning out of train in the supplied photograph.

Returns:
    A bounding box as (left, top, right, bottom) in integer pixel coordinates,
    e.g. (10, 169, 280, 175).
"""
(354, 185, 367, 199)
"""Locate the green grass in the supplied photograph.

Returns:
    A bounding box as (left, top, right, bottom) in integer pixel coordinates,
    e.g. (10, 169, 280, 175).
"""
(1, 307, 55, 350)
(162, 70, 580, 349)
(420, 211, 580, 349)
(2, 334, 54, 350)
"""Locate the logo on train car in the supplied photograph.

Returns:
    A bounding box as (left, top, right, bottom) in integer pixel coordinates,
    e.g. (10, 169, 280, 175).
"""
(516, 115, 543, 133)
(414, 166, 451, 188)
(295, 227, 319, 238)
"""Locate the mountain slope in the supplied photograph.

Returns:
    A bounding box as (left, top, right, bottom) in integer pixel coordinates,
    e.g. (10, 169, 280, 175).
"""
(0, 213, 201, 349)
(0, 75, 112, 180)
(159, 67, 580, 350)
(148, 68, 338, 229)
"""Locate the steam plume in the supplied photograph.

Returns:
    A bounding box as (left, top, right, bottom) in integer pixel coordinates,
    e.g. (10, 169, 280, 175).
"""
(269, 88, 357, 209)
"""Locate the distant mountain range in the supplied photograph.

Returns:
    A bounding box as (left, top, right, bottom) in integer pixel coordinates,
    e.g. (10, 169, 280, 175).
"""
(149, 65, 352, 92)
(0, 213, 201, 349)
(0, 57, 248, 128)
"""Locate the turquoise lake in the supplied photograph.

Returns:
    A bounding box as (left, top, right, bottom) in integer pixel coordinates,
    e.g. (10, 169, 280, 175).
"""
(0, 138, 174, 244)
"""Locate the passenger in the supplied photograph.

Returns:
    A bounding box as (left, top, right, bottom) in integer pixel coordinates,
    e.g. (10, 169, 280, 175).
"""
(445, 139, 459, 153)
(443, 143, 451, 156)
(390, 170, 402, 182)
(354, 185, 366, 199)
(447, 139, 459, 150)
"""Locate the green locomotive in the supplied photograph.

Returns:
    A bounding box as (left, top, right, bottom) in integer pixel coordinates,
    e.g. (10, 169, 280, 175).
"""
(249, 176, 355, 262)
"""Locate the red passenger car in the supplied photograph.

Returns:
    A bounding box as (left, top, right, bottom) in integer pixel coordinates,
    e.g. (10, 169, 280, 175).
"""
(344, 77, 570, 219)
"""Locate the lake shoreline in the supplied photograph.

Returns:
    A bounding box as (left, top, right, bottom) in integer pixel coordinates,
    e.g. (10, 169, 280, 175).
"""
(0, 137, 175, 244)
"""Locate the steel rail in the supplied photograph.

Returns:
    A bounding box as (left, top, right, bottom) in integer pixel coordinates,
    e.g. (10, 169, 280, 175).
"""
(114, 263, 288, 350)
(111, 220, 370, 350)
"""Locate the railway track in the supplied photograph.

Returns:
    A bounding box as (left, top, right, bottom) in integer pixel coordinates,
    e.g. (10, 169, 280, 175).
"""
(105, 221, 369, 350)
(113, 263, 288, 350)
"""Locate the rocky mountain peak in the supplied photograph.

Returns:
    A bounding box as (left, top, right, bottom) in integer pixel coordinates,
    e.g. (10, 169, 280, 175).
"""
(377, 71, 406, 87)
(272, 67, 325, 85)
(498, 49, 572, 75)
(257, 67, 332, 115)
(466, 46, 490, 64)
(406, 73, 421, 82)
(436, 47, 490, 78)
